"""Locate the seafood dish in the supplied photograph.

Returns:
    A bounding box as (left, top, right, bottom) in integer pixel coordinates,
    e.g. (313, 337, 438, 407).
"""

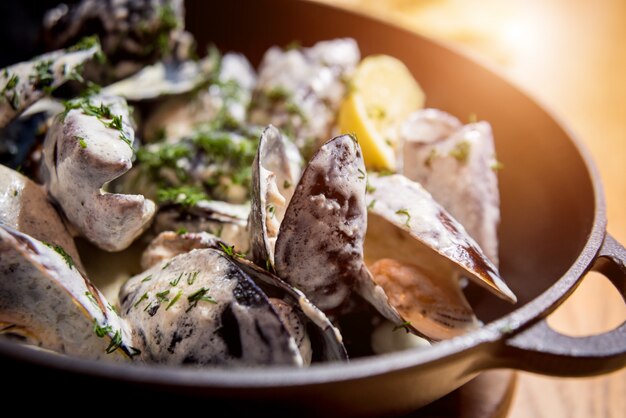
(0, 0, 517, 368)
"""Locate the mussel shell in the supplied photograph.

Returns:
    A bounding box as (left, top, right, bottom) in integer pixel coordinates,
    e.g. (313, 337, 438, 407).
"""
(249, 125, 302, 268)
(0, 225, 135, 360)
(120, 248, 303, 366)
(274, 134, 367, 313)
(365, 174, 515, 303)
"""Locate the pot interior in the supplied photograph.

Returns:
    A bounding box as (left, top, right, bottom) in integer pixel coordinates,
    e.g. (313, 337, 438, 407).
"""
(186, 0, 597, 323)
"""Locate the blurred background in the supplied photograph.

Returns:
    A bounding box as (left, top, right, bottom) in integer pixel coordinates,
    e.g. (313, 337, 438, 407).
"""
(314, 0, 625, 417)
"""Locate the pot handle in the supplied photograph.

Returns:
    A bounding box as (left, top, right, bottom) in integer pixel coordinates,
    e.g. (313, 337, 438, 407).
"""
(500, 233, 626, 376)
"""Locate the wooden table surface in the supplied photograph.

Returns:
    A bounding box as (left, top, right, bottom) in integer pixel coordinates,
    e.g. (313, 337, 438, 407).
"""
(316, 0, 626, 416)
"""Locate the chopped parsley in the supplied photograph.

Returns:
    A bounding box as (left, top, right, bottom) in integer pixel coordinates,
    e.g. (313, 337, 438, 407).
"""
(133, 292, 149, 309)
(491, 159, 504, 171)
(93, 320, 113, 338)
(43, 242, 74, 269)
(166, 290, 183, 310)
(392, 321, 412, 333)
(157, 185, 208, 207)
(186, 271, 199, 285)
(395, 208, 411, 227)
(105, 330, 123, 354)
(4, 73, 19, 91)
(76, 136, 87, 149)
(156, 290, 170, 303)
(186, 287, 217, 312)
(31, 59, 55, 92)
(449, 140, 471, 163)
(170, 272, 183, 286)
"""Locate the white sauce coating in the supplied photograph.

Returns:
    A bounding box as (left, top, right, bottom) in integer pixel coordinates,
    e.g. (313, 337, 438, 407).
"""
(0, 44, 101, 128)
(401, 109, 501, 265)
(0, 226, 134, 360)
(41, 94, 155, 251)
(120, 249, 302, 366)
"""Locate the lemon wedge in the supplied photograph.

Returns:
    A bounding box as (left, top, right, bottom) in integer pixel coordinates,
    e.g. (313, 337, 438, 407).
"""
(339, 55, 425, 171)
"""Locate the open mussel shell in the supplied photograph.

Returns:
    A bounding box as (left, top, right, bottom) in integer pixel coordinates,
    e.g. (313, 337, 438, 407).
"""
(0, 40, 102, 129)
(140, 230, 227, 271)
(0, 225, 136, 360)
(119, 248, 304, 366)
(102, 55, 216, 102)
(365, 173, 516, 303)
(366, 259, 479, 341)
(233, 258, 348, 363)
(401, 109, 501, 265)
(274, 134, 368, 313)
(249, 125, 302, 269)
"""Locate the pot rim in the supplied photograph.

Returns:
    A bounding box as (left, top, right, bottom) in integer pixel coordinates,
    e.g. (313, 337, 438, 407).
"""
(0, 2, 607, 389)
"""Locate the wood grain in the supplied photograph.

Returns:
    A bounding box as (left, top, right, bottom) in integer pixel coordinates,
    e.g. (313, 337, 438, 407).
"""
(315, 1, 626, 416)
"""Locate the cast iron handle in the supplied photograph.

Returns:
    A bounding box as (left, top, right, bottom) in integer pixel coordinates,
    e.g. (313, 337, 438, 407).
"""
(501, 233, 626, 376)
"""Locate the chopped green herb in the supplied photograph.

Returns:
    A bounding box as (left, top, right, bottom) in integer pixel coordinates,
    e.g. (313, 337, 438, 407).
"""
(106, 114, 123, 131)
(219, 242, 234, 256)
(141, 275, 153, 283)
(285, 40, 302, 50)
(31, 59, 54, 92)
(170, 272, 183, 286)
(76, 136, 87, 149)
(449, 140, 471, 163)
(166, 290, 183, 310)
(392, 321, 412, 333)
(490, 159, 504, 171)
(69, 35, 101, 52)
(93, 319, 113, 338)
(186, 271, 199, 285)
(84, 291, 100, 308)
(156, 290, 170, 303)
(376, 169, 394, 177)
(133, 292, 149, 309)
(176, 227, 188, 235)
(365, 180, 376, 194)
(13, 189, 18, 197)
(107, 303, 120, 315)
(357, 168, 366, 180)
(283, 180, 292, 189)
(43, 242, 74, 269)
(157, 186, 208, 207)
(162, 261, 171, 270)
(265, 86, 290, 101)
(186, 287, 217, 312)
(367, 199, 376, 210)
(105, 330, 123, 354)
(4, 73, 19, 91)
(395, 208, 411, 227)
